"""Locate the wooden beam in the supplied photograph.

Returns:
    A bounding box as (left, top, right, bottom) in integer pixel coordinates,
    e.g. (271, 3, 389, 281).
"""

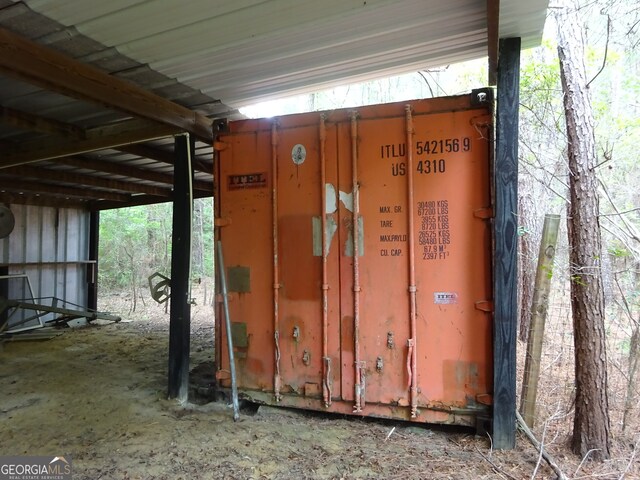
(0, 106, 212, 185)
(0, 27, 212, 141)
(118, 144, 213, 173)
(168, 134, 193, 401)
(0, 192, 85, 209)
(493, 37, 521, 450)
(0, 105, 85, 139)
(3, 165, 171, 197)
(92, 188, 211, 211)
(54, 156, 213, 192)
(487, 0, 500, 86)
(1, 178, 131, 202)
(0, 118, 179, 168)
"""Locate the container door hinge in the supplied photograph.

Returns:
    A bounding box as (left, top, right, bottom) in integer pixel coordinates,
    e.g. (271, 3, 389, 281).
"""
(474, 300, 494, 313)
(215, 217, 232, 227)
(473, 207, 493, 220)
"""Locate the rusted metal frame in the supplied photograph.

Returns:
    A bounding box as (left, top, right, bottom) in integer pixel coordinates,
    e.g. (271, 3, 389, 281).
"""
(350, 112, 365, 413)
(319, 114, 332, 408)
(405, 105, 419, 418)
(271, 122, 282, 402)
(0, 27, 212, 141)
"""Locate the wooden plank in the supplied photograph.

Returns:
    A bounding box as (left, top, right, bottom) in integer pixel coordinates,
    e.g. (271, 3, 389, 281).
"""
(3, 165, 171, 197)
(486, 0, 500, 86)
(0, 106, 85, 138)
(0, 192, 85, 209)
(1, 178, 131, 202)
(92, 187, 212, 211)
(119, 144, 213, 173)
(493, 37, 521, 450)
(0, 119, 179, 168)
(54, 156, 213, 192)
(0, 27, 212, 141)
(168, 134, 194, 401)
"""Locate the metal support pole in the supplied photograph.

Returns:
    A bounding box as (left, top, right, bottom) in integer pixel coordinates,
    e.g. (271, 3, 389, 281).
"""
(217, 240, 239, 421)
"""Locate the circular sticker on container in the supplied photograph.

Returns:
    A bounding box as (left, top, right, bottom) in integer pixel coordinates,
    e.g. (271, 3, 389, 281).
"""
(291, 144, 306, 165)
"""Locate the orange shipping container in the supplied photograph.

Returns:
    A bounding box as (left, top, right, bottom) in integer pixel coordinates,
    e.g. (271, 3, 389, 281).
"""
(215, 91, 494, 427)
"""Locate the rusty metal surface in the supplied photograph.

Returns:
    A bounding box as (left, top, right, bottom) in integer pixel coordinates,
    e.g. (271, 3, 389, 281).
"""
(216, 93, 493, 425)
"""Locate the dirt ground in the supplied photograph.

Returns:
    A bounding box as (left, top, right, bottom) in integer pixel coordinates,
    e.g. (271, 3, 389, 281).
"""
(0, 289, 638, 479)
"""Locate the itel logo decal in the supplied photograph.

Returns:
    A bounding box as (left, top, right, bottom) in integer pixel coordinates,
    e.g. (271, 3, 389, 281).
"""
(228, 172, 267, 190)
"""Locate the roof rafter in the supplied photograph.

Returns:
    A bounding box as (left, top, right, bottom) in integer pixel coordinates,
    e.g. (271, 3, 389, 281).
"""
(1, 178, 132, 202)
(55, 156, 213, 193)
(0, 27, 213, 141)
(118, 144, 213, 173)
(0, 118, 180, 168)
(0, 105, 86, 139)
(3, 165, 172, 197)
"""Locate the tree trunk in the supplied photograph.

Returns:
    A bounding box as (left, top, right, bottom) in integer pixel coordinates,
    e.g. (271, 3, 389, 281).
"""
(556, 5, 611, 461)
(518, 172, 537, 342)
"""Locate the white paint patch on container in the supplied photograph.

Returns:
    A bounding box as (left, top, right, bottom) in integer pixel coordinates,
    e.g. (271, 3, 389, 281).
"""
(325, 183, 337, 214)
(339, 190, 353, 212)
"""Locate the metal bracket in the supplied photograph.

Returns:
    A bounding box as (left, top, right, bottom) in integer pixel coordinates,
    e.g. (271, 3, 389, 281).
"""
(474, 300, 494, 313)
(473, 207, 494, 220)
(471, 88, 494, 106)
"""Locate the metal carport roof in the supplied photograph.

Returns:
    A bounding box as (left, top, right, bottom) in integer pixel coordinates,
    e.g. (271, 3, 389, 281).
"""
(0, 0, 548, 209)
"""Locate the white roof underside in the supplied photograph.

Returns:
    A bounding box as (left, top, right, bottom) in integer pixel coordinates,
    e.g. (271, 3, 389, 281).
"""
(20, 0, 548, 107)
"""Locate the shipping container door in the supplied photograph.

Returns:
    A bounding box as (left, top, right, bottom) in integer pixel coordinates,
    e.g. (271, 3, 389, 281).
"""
(217, 125, 275, 391)
(336, 102, 492, 413)
(274, 121, 341, 400)
(337, 115, 412, 407)
(410, 109, 493, 411)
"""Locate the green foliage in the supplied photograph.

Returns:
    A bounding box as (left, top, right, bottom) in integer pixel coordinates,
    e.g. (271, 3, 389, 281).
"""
(99, 199, 214, 291)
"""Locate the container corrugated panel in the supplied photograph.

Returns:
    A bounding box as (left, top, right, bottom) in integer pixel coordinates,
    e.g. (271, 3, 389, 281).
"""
(0, 205, 89, 328)
(215, 92, 493, 426)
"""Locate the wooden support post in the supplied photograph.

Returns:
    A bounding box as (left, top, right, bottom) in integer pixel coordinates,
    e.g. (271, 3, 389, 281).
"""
(87, 210, 99, 312)
(168, 134, 194, 401)
(493, 37, 521, 450)
(520, 214, 561, 427)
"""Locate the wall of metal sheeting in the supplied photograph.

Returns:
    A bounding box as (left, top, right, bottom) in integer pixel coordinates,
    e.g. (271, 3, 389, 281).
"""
(0, 204, 90, 329)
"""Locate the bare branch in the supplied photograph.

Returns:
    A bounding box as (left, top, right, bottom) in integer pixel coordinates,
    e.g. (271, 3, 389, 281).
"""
(586, 14, 611, 88)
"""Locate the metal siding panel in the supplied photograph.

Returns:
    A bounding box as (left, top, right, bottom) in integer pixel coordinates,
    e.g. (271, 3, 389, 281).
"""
(1, 206, 90, 310)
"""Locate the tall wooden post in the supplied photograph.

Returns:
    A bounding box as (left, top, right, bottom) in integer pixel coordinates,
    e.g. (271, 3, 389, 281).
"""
(87, 210, 99, 311)
(493, 37, 521, 449)
(168, 134, 194, 401)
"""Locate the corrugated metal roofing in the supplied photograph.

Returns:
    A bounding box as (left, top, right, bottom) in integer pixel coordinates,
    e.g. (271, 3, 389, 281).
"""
(0, 0, 548, 210)
(21, 0, 549, 107)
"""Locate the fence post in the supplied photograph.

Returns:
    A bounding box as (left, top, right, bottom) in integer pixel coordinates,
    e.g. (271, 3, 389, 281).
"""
(520, 213, 561, 427)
